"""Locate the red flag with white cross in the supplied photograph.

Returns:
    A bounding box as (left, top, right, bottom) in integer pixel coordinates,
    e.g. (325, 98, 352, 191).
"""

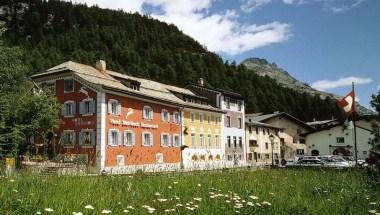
(337, 91, 355, 117)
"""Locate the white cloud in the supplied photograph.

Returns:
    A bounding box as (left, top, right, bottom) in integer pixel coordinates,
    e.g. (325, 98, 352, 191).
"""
(283, 0, 304, 4)
(311, 76, 373, 91)
(241, 0, 272, 12)
(377, 85, 380, 90)
(65, 0, 291, 55)
(323, 0, 366, 14)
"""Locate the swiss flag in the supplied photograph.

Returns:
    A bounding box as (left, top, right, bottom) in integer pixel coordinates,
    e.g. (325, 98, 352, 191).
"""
(338, 91, 355, 116)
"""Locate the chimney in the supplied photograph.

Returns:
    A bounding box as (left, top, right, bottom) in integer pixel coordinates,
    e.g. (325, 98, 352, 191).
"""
(95, 60, 106, 72)
(198, 78, 204, 87)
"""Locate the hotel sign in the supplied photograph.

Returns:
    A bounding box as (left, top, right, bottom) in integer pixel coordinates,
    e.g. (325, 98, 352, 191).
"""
(110, 119, 158, 129)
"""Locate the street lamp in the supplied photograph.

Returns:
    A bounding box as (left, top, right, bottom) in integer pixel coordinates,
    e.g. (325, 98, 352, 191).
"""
(269, 134, 275, 167)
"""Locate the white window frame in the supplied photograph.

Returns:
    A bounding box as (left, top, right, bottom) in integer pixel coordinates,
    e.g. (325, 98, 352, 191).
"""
(142, 131, 153, 147)
(81, 98, 95, 116)
(173, 134, 181, 147)
(108, 129, 120, 146)
(63, 100, 75, 117)
(143, 106, 153, 120)
(61, 130, 76, 147)
(161, 109, 170, 122)
(108, 99, 121, 115)
(80, 129, 94, 147)
(116, 155, 125, 167)
(160, 133, 171, 147)
(207, 134, 212, 148)
(63, 78, 74, 93)
(173, 112, 181, 124)
(156, 153, 164, 163)
(123, 130, 135, 147)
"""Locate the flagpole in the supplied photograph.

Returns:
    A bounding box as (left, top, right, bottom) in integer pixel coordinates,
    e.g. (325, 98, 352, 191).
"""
(352, 82, 358, 166)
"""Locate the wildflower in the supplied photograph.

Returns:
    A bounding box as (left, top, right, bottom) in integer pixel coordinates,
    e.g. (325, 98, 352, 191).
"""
(235, 211, 240, 213)
(194, 197, 202, 202)
(247, 202, 255, 206)
(269, 193, 274, 195)
(249, 195, 259, 200)
(12, 189, 18, 193)
(168, 186, 172, 189)
(126, 206, 134, 210)
(36, 212, 41, 215)
(226, 200, 231, 203)
(123, 209, 129, 213)
(154, 192, 161, 196)
(147, 208, 156, 213)
(369, 210, 377, 214)
(72, 212, 83, 215)
(369, 202, 377, 205)
(173, 181, 178, 184)
(186, 207, 195, 211)
(176, 204, 183, 207)
(197, 184, 201, 187)
(17, 199, 22, 202)
(84, 205, 94, 210)
(45, 208, 54, 212)
(158, 198, 168, 202)
(101, 209, 112, 214)
(9, 179, 15, 182)
(256, 203, 261, 207)
(262, 201, 272, 206)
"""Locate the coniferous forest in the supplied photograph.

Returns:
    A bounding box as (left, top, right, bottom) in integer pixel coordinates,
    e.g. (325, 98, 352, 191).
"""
(0, 0, 343, 122)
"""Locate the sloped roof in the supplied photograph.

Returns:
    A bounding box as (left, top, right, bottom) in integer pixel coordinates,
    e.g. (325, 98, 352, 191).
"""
(246, 112, 314, 130)
(31, 61, 224, 112)
(246, 121, 284, 130)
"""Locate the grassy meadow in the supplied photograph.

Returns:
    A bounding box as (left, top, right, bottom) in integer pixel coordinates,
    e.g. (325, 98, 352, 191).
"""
(1, 168, 379, 215)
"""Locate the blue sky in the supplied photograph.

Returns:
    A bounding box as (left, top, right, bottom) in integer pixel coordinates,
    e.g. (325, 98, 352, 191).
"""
(69, 0, 379, 108)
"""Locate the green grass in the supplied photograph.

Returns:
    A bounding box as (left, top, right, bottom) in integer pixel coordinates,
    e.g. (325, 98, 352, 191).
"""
(1, 168, 379, 215)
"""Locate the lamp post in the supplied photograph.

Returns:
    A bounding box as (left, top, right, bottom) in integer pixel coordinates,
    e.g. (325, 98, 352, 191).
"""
(269, 134, 275, 167)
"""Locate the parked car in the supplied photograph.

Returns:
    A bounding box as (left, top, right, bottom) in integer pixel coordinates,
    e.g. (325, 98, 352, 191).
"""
(342, 156, 368, 167)
(288, 159, 327, 167)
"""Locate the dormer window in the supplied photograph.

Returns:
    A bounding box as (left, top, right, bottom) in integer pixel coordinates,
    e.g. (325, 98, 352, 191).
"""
(143, 106, 153, 120)
(64, 79, 74, 93)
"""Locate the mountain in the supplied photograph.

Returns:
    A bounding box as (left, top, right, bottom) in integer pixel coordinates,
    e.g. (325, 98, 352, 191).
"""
(242, 58, 373, 116)
(0, 0, 345, 121)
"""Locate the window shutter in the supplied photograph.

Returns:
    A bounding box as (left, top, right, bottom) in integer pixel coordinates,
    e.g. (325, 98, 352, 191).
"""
(91, 131, 96, 146)
(60, 133, 65, 145)
(61, 104, 66, 116)
(160, 134, 163, 146)
(123, 131, 127, 145)
(118, 131, 121, 145)
(72, 102, 76, 115)
(150, 134, 153, 146)
(141, 133, 145, 146)
(90, 100, 96, 114)
(108, 130, 112, 145)
(79, 102, 84, 115)
(108, 101, 112, 114)
(131, 132, 135, 146)
(117, 103, 121, 115)
(79, 131, 82, 145)
(72, 132, 76, 145)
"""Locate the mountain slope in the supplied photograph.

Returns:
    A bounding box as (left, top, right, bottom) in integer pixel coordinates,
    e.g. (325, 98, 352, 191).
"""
(0, 0, 344, 121)
(242, 58, 372, 115)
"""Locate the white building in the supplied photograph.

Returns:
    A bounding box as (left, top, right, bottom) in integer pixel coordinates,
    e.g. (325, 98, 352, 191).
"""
(305, 117, 376, 160)
(246, 121, 282, 165)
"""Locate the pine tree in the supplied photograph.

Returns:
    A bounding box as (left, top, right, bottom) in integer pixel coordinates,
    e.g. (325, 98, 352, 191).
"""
(368, 91, 380, 171)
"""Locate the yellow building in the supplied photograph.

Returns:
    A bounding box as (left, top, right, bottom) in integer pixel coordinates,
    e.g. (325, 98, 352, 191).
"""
(182, 108, 224, 169)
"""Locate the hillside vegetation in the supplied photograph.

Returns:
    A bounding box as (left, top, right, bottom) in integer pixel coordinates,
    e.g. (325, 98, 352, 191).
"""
(0, 0, 343, 121)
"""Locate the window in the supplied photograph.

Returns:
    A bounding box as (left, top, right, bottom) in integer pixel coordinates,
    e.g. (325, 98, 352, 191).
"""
(227, 155, 233, 161)
(161, 109, 170, 122)
(61, 131, 75, 146)
(300, 139, 306, 144)
(143, 106, 153, 120)
(156, 153, 164, 163)
(239, 137, 242, 148)
(297, 129, 302, 134)
(265, 154, 270, 159)
(249, 140, 257, 147)
(238, 101, 242, 111)
(191, 133, 196, 148)
(161, 133, 171, 147)
(64, 79, 74, 93)
(256, 127, 259, 134)
(142, 132, 153, 146)
(207, 135, 212, 148)
(265, 142, 268, 150)
(226, 116, 231, 127)
(207, 115, 211, 124)
(190, 112, 195, 123)
(249, 126, 252, 134)
(296, 149, 304, 155)
(199, 113, 203, 123)
(233, 136, 237, 148)
(363, 151, 368, 155)
(200, 134, 204, 148)
(225, 97, 230, 109)
(80, 99, 95, 115)
(215, 135, 219, 148)
(108, 99, 121, 115)
(80, 130, 95, 146)
(227, 136, 231, 148)
(263, 128, 266, 135)
(108, 130, 120, 146)
(173, 112, 181, 124)
(238, 118, 242, 129)
(336, 137, 345, 143)
(116, 155, 124, 167)
(215, 116, 219, 125)
(173, 135, 180, 147)
(267, 129, 270, 134)
(123, 131, 135, 146)
(62, 101, 76, 117)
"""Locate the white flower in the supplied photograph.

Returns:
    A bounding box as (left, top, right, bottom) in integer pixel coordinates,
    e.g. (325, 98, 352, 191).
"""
(101, 209, 112, 214)
(123, 209, 129, 213)
(9, 179, 15, 182)
(194, 197, 202, 202)
(173, 181, 178, 184)
(72, 212, 83, 215)
(369, 202, 377, 205)
(235, 211, 240, 214)
(269, 193, 274, 195)
(226, 200, 231, 203)
(126, 206, 134, 210)
(197, 184, 201, 187)
(168, 186, 172, 189)
(262, 201, 272, 206)
(147, 208, 156, 213)
(12, 189, 18, 193)
(186, 207, 195, 211)
(45, 208, 54, 212)
(36, 212, 41, 215)
(158, 198, 168, 202)
(369, 210, 377, 214)
(84, 205, 94, 210)
(176, 203, 183, 207)
(249, 195, 259, 200)
(256, 203, 261, 207)
(247, 202, 255, 206)
(154, 192, 161, 196)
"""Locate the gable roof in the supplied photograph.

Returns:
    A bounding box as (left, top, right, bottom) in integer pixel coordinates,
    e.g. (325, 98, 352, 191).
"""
(246, 112, 315, 131)
(31, 61, 224, 112)
(246, 121, 284, 130)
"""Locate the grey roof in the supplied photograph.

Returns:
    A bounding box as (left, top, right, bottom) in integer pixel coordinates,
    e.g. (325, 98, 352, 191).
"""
(31, 61, 224, 112)
(246, 121, 284, 129)
(246, 112, 314, 130)
(306, 119, 339, 126)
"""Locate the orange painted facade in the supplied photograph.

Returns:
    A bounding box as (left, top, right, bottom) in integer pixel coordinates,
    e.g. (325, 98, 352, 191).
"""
(104, 93, 182, 167)
(54, 80, 98, 166)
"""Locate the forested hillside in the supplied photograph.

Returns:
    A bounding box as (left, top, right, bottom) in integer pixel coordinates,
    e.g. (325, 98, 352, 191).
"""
(0, 0, 343, 121)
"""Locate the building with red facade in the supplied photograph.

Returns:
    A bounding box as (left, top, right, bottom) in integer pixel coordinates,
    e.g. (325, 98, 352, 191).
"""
(31, 60, 222, 173)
